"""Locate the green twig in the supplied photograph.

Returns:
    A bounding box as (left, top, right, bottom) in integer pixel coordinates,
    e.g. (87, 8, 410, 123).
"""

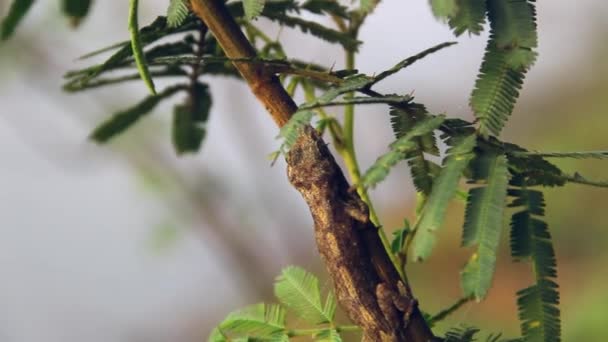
(129, 0, 157, 94)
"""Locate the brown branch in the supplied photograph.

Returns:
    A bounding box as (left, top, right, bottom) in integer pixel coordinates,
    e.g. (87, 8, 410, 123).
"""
(189, 0, 435, 340)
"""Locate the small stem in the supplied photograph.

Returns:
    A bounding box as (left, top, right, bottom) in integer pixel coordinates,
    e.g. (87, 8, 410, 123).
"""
(287, 325, 361, 337)
(428, 296, 473, 324)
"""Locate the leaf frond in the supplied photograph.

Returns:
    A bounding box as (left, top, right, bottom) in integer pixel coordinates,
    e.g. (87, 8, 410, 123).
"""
(274, 266, 334, 324)
(448, 0, 486, 36)
(218, 303, 287, 340)
(509, 187, 561, 342)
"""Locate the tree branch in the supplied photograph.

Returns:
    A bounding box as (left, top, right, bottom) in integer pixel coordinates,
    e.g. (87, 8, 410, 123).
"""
(189, 0, 435, 340)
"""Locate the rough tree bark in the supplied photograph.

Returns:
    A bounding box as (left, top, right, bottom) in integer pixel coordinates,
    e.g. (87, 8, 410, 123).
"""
(189, 0, 436, 340)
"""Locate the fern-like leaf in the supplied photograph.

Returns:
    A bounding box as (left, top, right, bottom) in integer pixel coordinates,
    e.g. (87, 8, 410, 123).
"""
(274, 266, 335, 324)
(1, 0, 35, 40)
(413, 134, 477, 260)
(129, 0, 157, 94)
(244, 0, 266, 20)
(469, 41, 525, 138)
(217, 303, 288, 340)
(448, 0, 486, 36)
(362, 115, 445, 189)
(460, 151, 510, 300)
(167, 0, 189, 28)
(90, 85, 185, 142)
(509, 187, 561, 342)
(469, 0, 538, 137)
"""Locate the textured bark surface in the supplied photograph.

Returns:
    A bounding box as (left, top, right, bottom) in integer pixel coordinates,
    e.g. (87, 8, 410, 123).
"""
(287, 126, 435, 342)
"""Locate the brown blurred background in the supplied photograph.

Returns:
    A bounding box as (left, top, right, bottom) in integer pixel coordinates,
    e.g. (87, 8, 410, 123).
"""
(0, 1, 606, 341)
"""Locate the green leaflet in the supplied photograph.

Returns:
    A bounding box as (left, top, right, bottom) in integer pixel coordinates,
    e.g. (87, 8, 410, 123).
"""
(448, 0, 486, 36)
(217, 303, 288, 341)
(274, 266, 336, 324)
(90, 85, 184, 142)
(361, 115, 445, 189)
(413, 134, 477, 261)
(172, 83, 212, 154)
(1, 0, 35, 40)
(469, 41, 525, 138)
(244, 0, 266, 20)
(129, 0, 157, 94)
(487, 0, 537, 50)
(167, 0, 189, 28)
(460, 152, 510, 300)
(509, 188, 561, 342)
(390, 104, 441, 195)
(62, 0, 92, 26)
(429, 0, 458, 19)
(359, 0, 379, 14)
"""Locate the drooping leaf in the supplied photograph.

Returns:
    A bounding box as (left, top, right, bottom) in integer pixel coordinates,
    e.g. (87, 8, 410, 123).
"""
(129, 0, 157, 94)
(62, 0, 92, 27)
(362, 115, 445, 189)
(172, 83, 212, 154)
(1, 0, 35, 40)
(244, 0, 266, 20)
(413, 134, 477, 261)
(90, 85, 184, 142)
(218, 303, 288, 340)
(460, 152, 510, 300)
(274, 266, 335, 324)
(167, 0, 190, 28)
(448, 0, 486, 36)
(509, 187, 561, 342)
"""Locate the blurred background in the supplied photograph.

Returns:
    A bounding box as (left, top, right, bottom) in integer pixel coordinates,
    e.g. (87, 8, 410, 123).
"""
(1, 0, 607, 341)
